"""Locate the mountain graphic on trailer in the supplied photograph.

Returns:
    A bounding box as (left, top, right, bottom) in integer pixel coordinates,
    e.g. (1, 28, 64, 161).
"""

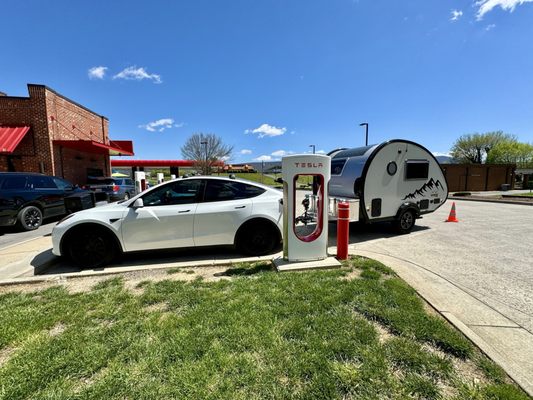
(402, 178, 444, 200)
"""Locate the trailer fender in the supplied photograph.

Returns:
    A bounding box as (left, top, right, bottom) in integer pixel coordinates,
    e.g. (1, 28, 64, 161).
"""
(395, 202, 420, 220)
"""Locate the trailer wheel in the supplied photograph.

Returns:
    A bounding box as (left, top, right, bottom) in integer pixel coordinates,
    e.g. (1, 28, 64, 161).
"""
(394, 209, 415, 234)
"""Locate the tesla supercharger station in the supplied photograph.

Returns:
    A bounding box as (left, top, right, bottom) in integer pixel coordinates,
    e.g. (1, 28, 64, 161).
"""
(134, 171, 146, 194)
(157, 173, 164, 184)
(281, 154, 330, 262)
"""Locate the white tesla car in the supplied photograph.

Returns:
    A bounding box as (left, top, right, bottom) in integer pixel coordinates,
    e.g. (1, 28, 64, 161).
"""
(52, 176, 283, 268)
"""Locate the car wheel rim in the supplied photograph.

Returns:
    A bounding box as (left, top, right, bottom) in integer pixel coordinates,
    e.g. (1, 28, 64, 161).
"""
(124, 193, 129, 200)
(250, 231, 271, 253)
(75, 234, 107, 265)
(24, 209, 41, 228)
(401, 213, 413, 230)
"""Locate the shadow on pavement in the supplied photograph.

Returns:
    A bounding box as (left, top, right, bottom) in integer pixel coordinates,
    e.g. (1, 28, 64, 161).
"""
(327, 221, 430, 247)
(37, 244, 283, 276)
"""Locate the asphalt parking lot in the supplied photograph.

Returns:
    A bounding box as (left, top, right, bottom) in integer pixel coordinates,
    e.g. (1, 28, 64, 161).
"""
(0, 218, 57, 250)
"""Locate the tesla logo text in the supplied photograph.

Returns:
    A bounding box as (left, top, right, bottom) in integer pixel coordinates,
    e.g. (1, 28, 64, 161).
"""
(294, 162, 323, 168)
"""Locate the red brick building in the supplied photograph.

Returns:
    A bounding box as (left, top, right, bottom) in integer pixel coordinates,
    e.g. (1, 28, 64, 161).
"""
(0, 84, 133, 185)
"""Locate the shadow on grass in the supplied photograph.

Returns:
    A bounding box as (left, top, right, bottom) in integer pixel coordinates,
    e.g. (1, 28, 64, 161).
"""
(217, 262, 273, 277)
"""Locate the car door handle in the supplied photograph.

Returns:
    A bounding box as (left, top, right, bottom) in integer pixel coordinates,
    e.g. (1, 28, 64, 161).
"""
(235, 206, 246, 209)
(178, 210, 191, 213)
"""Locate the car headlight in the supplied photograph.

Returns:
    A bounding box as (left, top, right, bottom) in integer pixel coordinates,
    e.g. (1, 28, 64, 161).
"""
(56, 213, 75, 226)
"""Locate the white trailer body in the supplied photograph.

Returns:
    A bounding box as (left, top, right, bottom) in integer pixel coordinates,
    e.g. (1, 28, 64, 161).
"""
(327, 139, 448, 232)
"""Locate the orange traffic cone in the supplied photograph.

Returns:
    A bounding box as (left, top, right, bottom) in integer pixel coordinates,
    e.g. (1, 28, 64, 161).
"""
(445, 202, 459, 223)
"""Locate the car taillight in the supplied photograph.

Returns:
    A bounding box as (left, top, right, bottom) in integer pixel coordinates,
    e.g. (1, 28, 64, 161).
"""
(112, 185, 120, 192)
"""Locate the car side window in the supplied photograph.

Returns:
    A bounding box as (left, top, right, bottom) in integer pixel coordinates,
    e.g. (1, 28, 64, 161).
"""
(142, 179, 204, 206)
(125, 179, 133, 185)
(2, 176, 27, 190)
(29, 176, 57, 189)
(204, 180, 266, 202)
(53, 177, 72, 190)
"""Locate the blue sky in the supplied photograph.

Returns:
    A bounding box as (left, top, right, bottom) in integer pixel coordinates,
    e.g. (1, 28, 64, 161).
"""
(1, 0, 533, 163)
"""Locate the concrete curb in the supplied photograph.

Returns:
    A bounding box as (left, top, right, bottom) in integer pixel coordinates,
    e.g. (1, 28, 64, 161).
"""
(451, 197, 533, 206)
(0, 254, 278, 287)
(437, 312, 528, 392)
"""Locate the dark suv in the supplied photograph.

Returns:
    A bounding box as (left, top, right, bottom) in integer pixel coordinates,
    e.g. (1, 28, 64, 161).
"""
(0, 172, 86, 231)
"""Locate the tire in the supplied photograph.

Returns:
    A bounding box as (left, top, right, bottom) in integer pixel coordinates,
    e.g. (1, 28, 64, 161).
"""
(123, 192, 130, 200)
(18, 206, 43, 231)
(394, 209, 416, 234)
(236, 221, 279, 256)
(65, 227, 117, 269)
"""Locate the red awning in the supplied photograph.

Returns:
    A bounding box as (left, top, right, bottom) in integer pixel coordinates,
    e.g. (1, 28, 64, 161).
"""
(111, 159, 225, 167)
(111, 159, 195, 167)
(54, 140, 134, 156)
(0, 126, 31, 154)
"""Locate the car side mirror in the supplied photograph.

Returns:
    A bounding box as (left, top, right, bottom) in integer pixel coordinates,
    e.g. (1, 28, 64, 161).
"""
(133, 198, 144, 208)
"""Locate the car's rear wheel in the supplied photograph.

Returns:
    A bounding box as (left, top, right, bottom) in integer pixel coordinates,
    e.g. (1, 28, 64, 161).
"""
(65, 227, 117, 268)
(236, 221, 279, 256)
(18, 206, 43, 231)
(394, 209, 415, 234)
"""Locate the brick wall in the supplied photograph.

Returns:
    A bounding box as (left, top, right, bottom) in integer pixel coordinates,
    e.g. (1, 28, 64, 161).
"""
(0, 90, 52, 174)
(0, 84, 112, 183)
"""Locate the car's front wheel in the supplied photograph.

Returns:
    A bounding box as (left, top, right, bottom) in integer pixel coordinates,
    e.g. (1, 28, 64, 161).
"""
(18, 206, 43, 231)
(236, 221, 279, 256)
(65, 226, 117, 268)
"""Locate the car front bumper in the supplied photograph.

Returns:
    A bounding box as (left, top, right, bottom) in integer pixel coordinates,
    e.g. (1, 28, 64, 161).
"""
(51, 224, 67, 256)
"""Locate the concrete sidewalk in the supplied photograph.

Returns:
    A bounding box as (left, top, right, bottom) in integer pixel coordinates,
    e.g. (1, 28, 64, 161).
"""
(0, 236, 56, 279)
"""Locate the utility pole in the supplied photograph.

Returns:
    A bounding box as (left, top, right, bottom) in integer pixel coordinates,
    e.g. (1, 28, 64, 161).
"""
(309, 144, 315, 154)
(359, 123, 369, 146)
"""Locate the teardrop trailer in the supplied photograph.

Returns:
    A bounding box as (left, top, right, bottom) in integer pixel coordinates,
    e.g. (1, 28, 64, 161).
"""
(302, 139, 449, 233)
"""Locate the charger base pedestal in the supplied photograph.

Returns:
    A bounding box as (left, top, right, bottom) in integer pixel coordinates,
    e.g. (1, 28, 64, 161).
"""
(273, 256, 341, 272)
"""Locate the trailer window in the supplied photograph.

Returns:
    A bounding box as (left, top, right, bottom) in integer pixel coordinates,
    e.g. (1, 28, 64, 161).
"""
(331, 159, 347, 175)
(405, 160, 429, 180)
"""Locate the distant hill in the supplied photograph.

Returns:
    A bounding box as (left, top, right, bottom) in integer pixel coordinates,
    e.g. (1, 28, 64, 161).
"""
(435, 155, 455, 164)
(248, 161, 282, 173)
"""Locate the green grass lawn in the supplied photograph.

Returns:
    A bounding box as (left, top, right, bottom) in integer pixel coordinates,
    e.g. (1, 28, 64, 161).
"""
(514, 192, 533, 197)
(0, 258, 528, 399)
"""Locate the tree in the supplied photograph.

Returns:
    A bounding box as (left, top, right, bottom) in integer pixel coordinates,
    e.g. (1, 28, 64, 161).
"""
(181, 133, 233, 175)
(450, 131, 515, 164)
(486, 141, 533, 167)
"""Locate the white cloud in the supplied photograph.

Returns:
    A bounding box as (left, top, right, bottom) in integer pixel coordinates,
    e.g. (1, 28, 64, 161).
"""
(138, 118, 182, 132)
(450, 9, 464, 21)
(113, 66, 162, 84)
(253, 155, 273, 161)
(316, 150, 326, 154)
(271, 150, 294, 157)
(432, 152, 452, 157)
(475, 0, 533, 20)
(486, 23, 497, 30)
(245, 123, 287, 138)
(88, 66, 107, 80)
(240, 149, 252, 155)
